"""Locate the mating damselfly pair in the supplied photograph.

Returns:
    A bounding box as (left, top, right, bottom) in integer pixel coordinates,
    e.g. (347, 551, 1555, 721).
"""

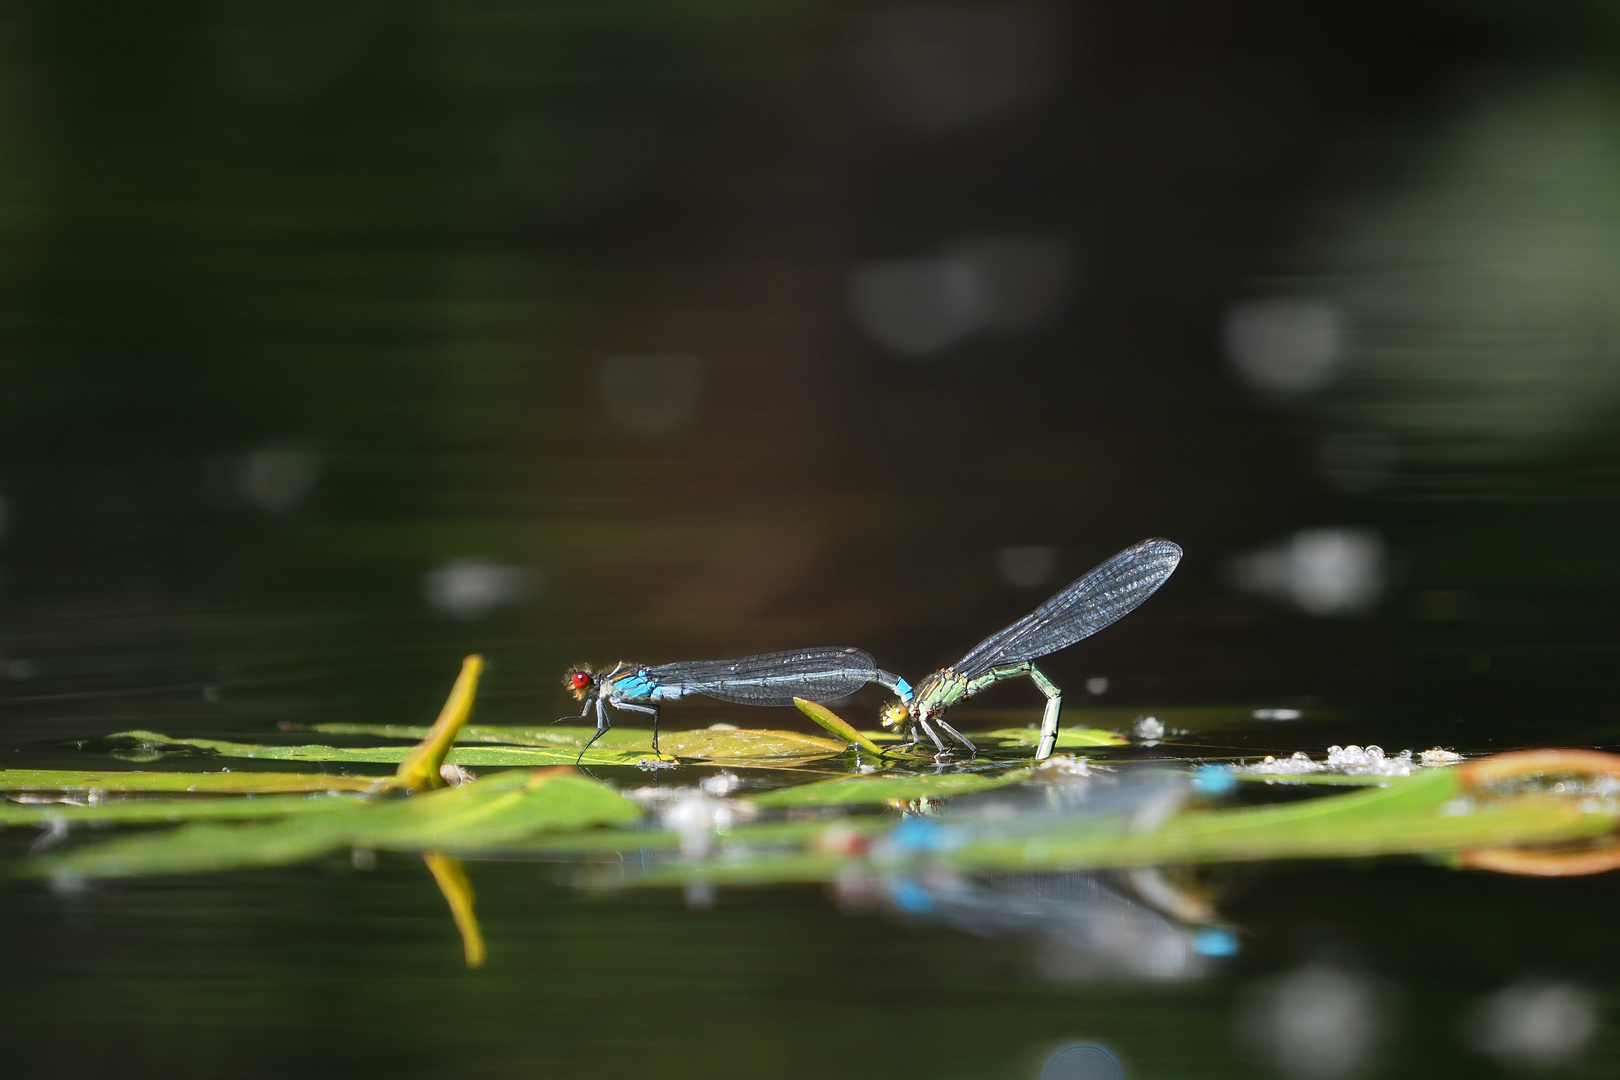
(563, 537, 1182, 761)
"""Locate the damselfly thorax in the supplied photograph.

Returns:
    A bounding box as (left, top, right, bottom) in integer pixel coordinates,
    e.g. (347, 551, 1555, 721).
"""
(910, 669, 971, 714)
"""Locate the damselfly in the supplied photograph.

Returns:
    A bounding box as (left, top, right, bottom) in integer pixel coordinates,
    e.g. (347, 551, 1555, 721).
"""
(887, 538, 1182, 759)
(564, 647, 912, 761)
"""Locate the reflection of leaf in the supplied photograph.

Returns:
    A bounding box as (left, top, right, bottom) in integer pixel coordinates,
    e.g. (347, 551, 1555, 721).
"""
(0, 793, 368, 825)
(975, 727, 1126, 750)
(423, 854, 485, 969)
(116, 726, 847, 769)
(1235, 773, 1397, 786)
(998, 705, 1345, 731)
(632, 767, 1620, 888)
(752, 768, 1034, 808)
(945, 768, 1614, 872)
(0, 768, 376, 794)
(27, 768, 642, 879)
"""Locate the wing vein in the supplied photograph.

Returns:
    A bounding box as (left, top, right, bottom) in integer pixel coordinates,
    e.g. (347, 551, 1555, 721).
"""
(951, 538, 1182, 679)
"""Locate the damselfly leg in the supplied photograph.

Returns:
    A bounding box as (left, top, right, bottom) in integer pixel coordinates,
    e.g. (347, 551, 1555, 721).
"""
(1029, 664, 1063, 759)
(577, 695, 613, 764)
(916, 717, 947, 755)
(612, 700, 661, 756)
(932, 716, 978, 755)
(963, 660, 1061, 757)
(554, 696, 593, 725)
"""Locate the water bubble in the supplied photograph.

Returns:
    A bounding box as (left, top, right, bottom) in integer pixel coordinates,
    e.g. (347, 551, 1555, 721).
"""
(947, 235, 1072, 332)
(1465, 980, 1596, 1068)
(847, 256, 984, 357)
(239, 440, 321, 515)
(848, 236, 1072, 358)
(698, 771, 741, 797)
(423, 558, 531, 620)
(1131, 716, 1165, 743)
(1223, 297, 1345, 397)
(1226, 528, 1385, 617)
(683, 880, 716, 910)
(1243, 965, 1381, 1079)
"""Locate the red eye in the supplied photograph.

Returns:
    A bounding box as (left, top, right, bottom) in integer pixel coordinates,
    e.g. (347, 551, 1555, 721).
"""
(569, 671, 591, 692)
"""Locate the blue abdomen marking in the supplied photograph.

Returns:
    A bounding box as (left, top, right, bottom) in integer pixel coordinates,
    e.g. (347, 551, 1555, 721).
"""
(610, 671, 658, 701)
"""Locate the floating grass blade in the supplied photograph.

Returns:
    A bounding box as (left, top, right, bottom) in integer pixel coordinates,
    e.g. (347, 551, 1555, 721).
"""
(113, 726, 849, 769)
(393, 655, 484, 792)
(792, 697, 887, 756)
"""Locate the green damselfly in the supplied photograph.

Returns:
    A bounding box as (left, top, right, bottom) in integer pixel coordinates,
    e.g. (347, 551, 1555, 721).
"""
(887, 538, 1182, 759)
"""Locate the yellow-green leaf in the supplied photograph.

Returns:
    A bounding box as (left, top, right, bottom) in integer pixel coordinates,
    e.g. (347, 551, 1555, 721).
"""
(792, 697, 887, 756)
(27, 768, 642, 879)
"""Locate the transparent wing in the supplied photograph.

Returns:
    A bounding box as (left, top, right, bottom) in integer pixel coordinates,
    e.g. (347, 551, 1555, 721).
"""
(647, 647, 884, 706)
(952, 538, 1182, 679)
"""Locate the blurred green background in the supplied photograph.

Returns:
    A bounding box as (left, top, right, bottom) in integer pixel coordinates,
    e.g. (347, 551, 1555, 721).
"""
(5, 0, 1620, 733)
(6, 1, 1620, 1076)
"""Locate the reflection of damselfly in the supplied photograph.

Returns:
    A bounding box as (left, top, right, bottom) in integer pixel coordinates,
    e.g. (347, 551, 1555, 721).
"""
(563, 648, 911, 762)
(889, 538, 1182, 759)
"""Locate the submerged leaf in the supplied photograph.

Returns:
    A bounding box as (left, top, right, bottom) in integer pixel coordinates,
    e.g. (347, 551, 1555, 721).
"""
(752, 768, 1035, 808)
(0, 768, 377, 794)
(27, 768, 642, 879)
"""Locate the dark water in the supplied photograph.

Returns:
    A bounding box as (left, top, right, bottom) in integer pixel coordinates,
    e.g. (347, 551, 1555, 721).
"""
(5, 2, 1620, 1076)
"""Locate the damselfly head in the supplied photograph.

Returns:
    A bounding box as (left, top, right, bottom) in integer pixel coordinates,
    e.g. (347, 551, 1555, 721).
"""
(563, 665, 596, 700)
(880, 702, 910, 730)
